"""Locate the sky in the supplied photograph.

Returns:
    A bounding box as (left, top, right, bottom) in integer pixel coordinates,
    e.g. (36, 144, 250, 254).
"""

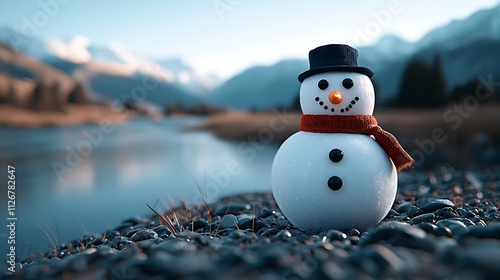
(1, 0, 499, 79)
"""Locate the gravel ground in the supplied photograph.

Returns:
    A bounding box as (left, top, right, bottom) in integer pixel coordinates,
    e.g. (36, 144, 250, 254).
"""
(2, 165, 500, 280)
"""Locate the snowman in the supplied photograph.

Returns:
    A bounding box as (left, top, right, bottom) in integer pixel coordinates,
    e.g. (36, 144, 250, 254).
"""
(272, 44, 413, 232)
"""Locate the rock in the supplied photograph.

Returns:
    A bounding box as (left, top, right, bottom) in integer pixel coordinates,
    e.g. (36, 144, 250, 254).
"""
(237, 215, 255, 230)
(362, 244, 405, 273)
(360, 222, 435, 252)
(406, 205, 424, 218)
(347, 229, 361, 237)
(272, 230, 292, 241)
(277, 216, 289, 228)
(153, 240, 196, 255)
(433, 207, 459, 219)
(153, 225, 172, 237)
(123, 227, 140, 238)
(457, 247, 500, 277)
(258, 207, 273, 218)
(103, 230, 121, 240)
(214, 203, 251, 215)
(410, 213, 435, 224)
(433, 225, 453, 237)
(416, 198, 454, 212)
(415, 222, 437, 234)
(396, 201, 413, 213)
(323, 230, 347, 241)
(184, 219, 209, 231)
(130, 229, 158, 242)
(386, 209, 398, 219)
(465, 223, 500, 239)
(261, 228, 279, 237)
(228, 230, 246, 240)
(349, 235, 360, 245)
(436, 219, 469, 236)
(219, 214, 238, 229)
(135, 238, 163, 249)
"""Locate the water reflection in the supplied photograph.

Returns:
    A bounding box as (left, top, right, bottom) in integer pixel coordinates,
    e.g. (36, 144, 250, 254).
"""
(0, 117, 278, 259)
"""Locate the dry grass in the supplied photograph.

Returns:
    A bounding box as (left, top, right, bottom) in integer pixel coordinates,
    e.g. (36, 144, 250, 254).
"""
(185, 110, 301, 144)
(0, 104, 132, 128)
(188, 105, 500, 145)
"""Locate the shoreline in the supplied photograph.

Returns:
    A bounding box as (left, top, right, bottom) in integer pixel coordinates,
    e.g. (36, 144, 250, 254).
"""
(5, 167, 500, 279)
(187, 105, 500, 145)
(0, 104, 136, 128)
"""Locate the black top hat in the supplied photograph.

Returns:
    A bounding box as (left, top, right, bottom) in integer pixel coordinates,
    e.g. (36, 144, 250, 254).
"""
(298, 44, 373, 82)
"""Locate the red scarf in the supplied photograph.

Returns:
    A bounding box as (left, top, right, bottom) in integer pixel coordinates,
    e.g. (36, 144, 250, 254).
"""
(300, 114, 413, 172)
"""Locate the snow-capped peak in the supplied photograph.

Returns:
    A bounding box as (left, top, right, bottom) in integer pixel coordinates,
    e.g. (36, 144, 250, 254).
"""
(104, 41, 175, 83)
(47, 35, 92, 64)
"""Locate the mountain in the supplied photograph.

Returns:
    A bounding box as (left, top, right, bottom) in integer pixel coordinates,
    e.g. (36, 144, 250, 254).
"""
(2, 4, 499, 110)
(358, 5, 500, 99)
(357, 36, 416, 100)
(417, 5, 500, 49)
(207, 3, 500, 110)
(47, 37, 221, 98)
(0, 31, 206, 107)
(206, 60, 308, 110)
(155, 58, 221, 95)
(0, 42, 74, 93)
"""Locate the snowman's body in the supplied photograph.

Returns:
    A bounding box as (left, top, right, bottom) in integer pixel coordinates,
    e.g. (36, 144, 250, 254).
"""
(272, 65, 398, 232)
(272, 132, 397, 231)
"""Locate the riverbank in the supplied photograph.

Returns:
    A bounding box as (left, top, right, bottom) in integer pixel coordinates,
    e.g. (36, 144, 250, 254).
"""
(0, 104, 134, 128)
(189, 105, 500, 145)
(4, 166, 499, 279)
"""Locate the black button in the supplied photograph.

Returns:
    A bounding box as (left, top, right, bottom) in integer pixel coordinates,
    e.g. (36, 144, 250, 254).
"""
(329, 148, 343, 162)
(328, 176, 343, 191)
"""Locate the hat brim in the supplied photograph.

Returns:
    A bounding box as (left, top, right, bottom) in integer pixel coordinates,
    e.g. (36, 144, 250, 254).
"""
(298, 66, 374, 82)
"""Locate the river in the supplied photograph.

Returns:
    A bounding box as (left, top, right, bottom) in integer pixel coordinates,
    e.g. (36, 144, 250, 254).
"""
(0, 117, 278, 259)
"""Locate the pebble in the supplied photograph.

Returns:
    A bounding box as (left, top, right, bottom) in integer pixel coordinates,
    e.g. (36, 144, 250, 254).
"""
(258, 207, 273, 218)
(153, 225, 172, 237)
(416, 198, 454, 212)
(360, 222, 435, 252)
(406, 205, 425, 218)
(237, 215, 255, 230)
(410, 213, 435, 224)
(214, 203, 251, 215)
(130, 229, 158, 242)
(436, 219, 469, 236)
(323, 230, 347, 241)
(465, 223, 500, 239)
(218, 214, 238, 229)
(433, 207, 459, 219)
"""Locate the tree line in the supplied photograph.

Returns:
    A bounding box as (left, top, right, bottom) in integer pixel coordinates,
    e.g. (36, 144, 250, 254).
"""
(0, 78, 90, 112)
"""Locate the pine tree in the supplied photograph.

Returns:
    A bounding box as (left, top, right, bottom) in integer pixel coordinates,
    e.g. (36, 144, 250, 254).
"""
(67, 82, 90, 105)
(50, 82, 67, 113)
(430, 56, 448, 107)
(397, 56, 448, 108)
(6, 79, 20, 107)
(31, 81, 52, 112)
(31, 81, 67, 113)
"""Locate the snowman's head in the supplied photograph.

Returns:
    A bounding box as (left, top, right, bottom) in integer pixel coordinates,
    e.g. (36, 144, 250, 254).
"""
(299, 72, 375, 115)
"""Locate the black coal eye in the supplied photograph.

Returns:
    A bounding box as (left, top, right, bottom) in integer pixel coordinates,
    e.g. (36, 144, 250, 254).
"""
(342, 78, 354, 89)
(318, 79, 329, 90)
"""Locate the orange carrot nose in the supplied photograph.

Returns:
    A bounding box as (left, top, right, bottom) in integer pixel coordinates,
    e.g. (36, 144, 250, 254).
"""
(328, 91, 343, 105)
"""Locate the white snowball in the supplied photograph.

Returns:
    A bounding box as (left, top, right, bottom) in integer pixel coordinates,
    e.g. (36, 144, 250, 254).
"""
(272, 132, 397, 232)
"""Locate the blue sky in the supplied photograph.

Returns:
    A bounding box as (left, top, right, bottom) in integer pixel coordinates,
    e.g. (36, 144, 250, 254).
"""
(1, 0, 499, 78)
